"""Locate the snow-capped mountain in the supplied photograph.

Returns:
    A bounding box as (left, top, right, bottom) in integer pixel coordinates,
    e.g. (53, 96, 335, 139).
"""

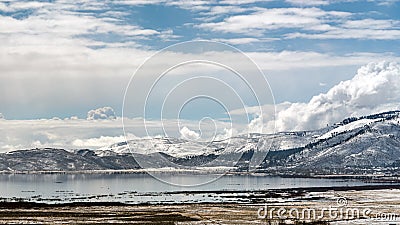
(93, 110, 400, 173)
(97, 134, 265, 158)
(1, 110, 400, 174)
(281, 110, 400, 173)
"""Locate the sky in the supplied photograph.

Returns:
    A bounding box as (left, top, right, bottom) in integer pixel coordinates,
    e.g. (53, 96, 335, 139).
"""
(1, 0, 400, 151)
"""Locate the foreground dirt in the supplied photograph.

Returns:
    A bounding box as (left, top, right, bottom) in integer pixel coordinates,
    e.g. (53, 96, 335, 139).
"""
(1, 188, 400, 224)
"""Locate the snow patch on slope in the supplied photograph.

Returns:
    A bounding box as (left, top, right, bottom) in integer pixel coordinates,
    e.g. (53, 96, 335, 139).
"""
(318, 118, 378, 140)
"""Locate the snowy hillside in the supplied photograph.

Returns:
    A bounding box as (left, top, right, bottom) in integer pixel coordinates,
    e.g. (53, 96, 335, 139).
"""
(1, 110, 400, 174)
(97, 135, 267, 158)
(286, 111, 400, 170)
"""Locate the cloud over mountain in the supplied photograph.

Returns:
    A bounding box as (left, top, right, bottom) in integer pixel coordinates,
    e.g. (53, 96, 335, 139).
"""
(273, 61, 400, 131)
(179, 126, 200, 140)
(87, 107, 116, 120)
(1, 62, 399, 152)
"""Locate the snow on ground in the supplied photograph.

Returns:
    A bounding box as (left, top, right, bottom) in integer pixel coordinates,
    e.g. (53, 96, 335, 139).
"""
(318, 118, 378, 140)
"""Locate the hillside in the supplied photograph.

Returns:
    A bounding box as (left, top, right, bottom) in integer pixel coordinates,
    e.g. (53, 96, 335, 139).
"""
(1, 110, 400, 175)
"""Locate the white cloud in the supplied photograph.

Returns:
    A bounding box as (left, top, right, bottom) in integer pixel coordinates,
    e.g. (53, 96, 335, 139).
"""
(286, 0, 400, 7)
(341, 19, 400, 30)
(229, 61, 400, 133)
(1, 62, 399, 152)
(0, 9, 159, 38)
(0, 1, 53, 12)
(0, 1, 163, 82)
(375, 0, 400, 6)
(179, 126, 200, 140)
(0, 117, 241, 152)
(285, 18, 400, 40)
(211, 37, 275, 44)
(197, 7, 350, 35)
(219, 0, 265, 4)
(203, 5, 255, 16)
(247, 51, 400, 71)
(287, 27, 400, 40)
(0, 118, 129, 151)
(0, 1, 399, 135)
(285, 0, 329, 6)
(71, 133, 139, 149)
(115, 0, 165, 5)
(2, 45, 399, 119)
(72, 135, 127, 148)
(87, 107, 116, 120)
(271, 61, 400, 131)
(158, 29, 181, 41)
(166, 0, 211, 11)
(247, 113, 264, 133)
(215, 128, 237, 141)
(198, 6, 400, 40)
(117, 0, 211, 11)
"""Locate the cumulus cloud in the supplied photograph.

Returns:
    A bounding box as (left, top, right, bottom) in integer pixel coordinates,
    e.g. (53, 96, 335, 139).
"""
(271, 61, 400, 131)
(179, 126, 200, 140)
(87, 107, 116, 120)
(248, 114, 264, 133)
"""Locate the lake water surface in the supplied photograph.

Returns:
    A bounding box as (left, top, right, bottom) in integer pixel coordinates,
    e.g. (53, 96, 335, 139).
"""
(0, 173, 391, 204)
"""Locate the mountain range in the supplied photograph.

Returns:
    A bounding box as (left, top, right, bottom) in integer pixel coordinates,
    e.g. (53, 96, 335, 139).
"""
(1, 110, 400, 175)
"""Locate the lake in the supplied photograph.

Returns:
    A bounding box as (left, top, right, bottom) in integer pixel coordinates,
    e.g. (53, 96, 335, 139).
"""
(0, 173, 393, 204)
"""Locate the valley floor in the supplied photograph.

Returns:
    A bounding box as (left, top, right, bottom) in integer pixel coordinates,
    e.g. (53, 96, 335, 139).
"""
(1, 187, 400, 224)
